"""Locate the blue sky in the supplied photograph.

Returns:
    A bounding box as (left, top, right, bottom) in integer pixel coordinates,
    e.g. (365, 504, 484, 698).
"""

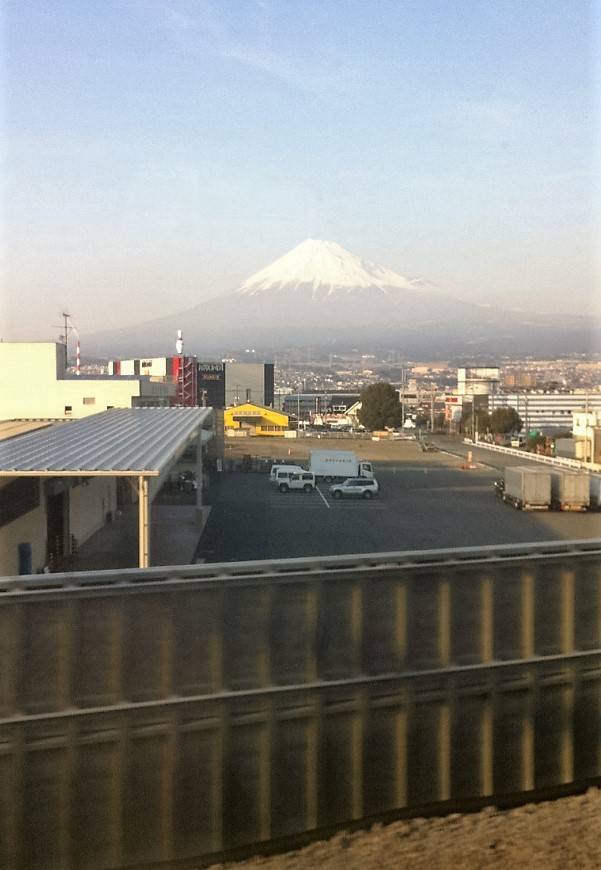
(2, 0, 599, 338)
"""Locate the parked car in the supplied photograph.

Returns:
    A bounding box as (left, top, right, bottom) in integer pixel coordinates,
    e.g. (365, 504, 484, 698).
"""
(270, 464, 305, 486)
(329, 478, 379, 499)
(178, 471, 197, 492)
(278, 472, 316, 493)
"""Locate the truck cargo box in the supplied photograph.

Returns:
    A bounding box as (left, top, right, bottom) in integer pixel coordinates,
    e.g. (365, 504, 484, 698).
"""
(550, 470, 589, 511)
(589, 475, 601, 510)
(503, 466, 551, 510)
(309, 450, 374, 480)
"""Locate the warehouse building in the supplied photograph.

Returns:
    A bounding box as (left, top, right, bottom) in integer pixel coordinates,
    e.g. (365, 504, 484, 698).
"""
(1, 343, 174, 420)
(457, 366, 500, 396)
(109, 357, 275, 409)
(0, 407, 213, 575)
(223, 403, 289, 437)
(278, 391, 360, 421)
(198, 361, 275, 408)
(572, 411, 601, 463)
(488, 392, 601, 433)
(108, 355, 197, 406)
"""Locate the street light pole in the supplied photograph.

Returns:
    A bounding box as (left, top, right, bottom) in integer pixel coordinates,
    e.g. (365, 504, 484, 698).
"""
(400, 367, 405, 427)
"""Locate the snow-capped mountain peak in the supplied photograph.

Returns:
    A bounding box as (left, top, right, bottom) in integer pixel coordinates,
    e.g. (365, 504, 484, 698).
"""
(237, 239, 429, 299)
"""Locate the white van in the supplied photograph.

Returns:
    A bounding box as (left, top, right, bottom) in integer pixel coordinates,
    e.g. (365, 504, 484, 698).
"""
(270, 464, 305, 485)
(278, 471, 316, 493)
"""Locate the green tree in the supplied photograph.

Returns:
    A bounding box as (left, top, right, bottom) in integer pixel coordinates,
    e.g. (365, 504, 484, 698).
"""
(489, 407, 523, 434)
(358, 382, 402, 430)
(433, 411, 446, 431)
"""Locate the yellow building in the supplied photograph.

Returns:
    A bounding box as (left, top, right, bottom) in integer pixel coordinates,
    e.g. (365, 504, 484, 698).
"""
(224, 403, 289, 436)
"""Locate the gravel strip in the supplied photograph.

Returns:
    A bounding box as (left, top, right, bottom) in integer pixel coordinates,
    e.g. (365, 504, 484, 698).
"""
(208, 789, 601, 870)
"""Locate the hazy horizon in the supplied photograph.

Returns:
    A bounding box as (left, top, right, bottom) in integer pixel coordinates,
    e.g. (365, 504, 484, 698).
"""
(2, 1, 600, 341)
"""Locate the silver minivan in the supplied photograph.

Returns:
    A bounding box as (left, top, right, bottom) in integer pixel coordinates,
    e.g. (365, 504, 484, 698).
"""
(329, 477, 380, 499)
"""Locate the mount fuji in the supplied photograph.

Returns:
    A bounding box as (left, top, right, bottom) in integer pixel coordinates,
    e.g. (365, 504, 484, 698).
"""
(84, 240, 598, 357)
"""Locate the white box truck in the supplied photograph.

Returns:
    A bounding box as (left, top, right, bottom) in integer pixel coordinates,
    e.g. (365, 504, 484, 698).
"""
(550, 470, 589, 511)
(309, 450, 374, 481)
(502, 466, 551, 510)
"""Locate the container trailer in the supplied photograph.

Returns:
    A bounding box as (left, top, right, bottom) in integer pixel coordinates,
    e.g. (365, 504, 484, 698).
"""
(550, 470, 589, 511)
(502, 466, 551, 510)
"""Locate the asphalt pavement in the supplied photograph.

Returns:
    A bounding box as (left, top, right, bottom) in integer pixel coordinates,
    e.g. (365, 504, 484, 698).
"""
(198, 461, 600, 563)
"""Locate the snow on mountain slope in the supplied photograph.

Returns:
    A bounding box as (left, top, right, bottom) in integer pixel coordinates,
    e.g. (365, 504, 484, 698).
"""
(82, 238, 599, 357)
(238, 239, 431, 299)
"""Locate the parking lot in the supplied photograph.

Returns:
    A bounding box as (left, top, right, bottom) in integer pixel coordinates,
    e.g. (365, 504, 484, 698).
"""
(199, 458, 601, 562)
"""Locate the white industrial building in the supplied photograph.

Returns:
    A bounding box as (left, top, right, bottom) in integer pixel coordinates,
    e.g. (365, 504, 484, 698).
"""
(457, 367, 500, 396)
(0, 342, 174, 420)
(572, 411, 601, 463)
(488, 392, 601, 433)
(0, 408, 213, 576)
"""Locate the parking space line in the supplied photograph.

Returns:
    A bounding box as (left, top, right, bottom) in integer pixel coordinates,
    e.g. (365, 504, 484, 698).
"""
(316, 486, 331, 509)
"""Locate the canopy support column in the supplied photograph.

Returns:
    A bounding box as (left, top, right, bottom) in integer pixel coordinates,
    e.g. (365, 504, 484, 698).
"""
(138, 475, 150, 568)
(196, 428, 203, 526)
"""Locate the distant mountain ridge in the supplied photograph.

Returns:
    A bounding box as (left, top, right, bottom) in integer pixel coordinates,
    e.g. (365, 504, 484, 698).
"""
(83, 240, 599, 358)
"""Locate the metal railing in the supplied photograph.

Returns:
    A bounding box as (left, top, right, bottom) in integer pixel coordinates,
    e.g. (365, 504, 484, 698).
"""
(463, 439, 596, 471)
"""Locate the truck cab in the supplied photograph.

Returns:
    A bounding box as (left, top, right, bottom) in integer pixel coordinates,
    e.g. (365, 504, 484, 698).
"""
(358, 461, 374, 478)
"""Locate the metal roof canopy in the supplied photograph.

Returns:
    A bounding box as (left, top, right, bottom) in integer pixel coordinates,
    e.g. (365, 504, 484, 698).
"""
(0, 407, 214, 569)
(0, 407, 213, 477)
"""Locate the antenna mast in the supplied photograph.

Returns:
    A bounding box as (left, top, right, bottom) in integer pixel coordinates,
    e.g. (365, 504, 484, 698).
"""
(52, 312, 75, 371)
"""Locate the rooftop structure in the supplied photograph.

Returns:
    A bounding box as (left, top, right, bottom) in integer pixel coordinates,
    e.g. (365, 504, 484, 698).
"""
(457, 367, 500, 396)
(0, 407, 212, 475)
(0, 342, 174, 420)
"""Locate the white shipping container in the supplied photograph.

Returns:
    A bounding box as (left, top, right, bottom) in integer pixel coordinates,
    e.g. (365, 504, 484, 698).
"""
(551, 471, 589, 510)
(504, 466, 551, 509)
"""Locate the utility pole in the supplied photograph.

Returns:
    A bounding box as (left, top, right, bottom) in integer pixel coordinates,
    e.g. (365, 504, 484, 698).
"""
(400, 367, 406, 427)
(52, 312, 73, 371)
(430, 384, 435, 432)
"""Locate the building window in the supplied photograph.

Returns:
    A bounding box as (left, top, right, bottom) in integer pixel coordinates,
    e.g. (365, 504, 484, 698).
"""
(83, 397, 96, 405)
(64, 405, 72, 414)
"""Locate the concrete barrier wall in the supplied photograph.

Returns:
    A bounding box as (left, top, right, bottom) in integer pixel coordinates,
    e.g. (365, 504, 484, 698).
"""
(1, 540, 601, 869)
